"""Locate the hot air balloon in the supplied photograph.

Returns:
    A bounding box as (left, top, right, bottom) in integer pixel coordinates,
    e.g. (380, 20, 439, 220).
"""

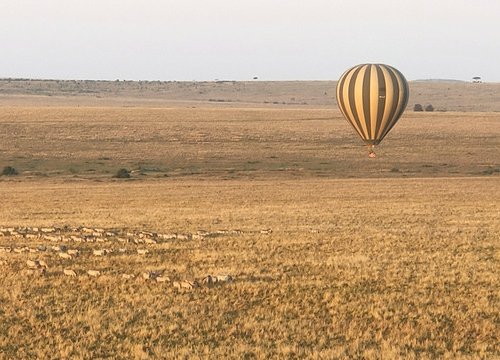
(336, 64, 409, 157)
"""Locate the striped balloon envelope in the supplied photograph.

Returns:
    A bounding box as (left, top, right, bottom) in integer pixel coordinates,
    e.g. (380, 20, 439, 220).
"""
(336, 64, 409, 152)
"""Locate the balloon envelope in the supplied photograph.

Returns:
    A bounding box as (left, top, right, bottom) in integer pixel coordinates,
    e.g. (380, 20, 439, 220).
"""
(336, 64, 409, 145)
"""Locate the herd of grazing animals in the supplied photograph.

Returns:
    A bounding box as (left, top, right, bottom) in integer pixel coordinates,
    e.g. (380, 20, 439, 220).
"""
(0, 225, 249, 289)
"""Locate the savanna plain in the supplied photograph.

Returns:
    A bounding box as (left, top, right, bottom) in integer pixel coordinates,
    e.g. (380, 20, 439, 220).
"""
(0, 80, 499, 359)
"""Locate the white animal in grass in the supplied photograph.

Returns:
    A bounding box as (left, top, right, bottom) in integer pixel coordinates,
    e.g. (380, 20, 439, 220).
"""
(58, 252, 73, 260)
(173, 280, 197, 290)
(202, 274, 233, 285)
(202, 275, 216, 285)
(67, 249, 80, 256)
(26, 259, 39, 269)
(51, 245, 67, 252)
(155, 275, 170, 283)
(142, 271, 160, 280)
(87, 270, 101, 277)
(26, 259, 49, 269)
(215, 274, 233, 283)
(63, 269, 77, 277)
(93, 249, 111, 256)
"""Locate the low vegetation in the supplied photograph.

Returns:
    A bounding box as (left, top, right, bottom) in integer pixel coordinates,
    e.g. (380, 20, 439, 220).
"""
(1, 166, 18, 176)
(114, 168, 131, 179)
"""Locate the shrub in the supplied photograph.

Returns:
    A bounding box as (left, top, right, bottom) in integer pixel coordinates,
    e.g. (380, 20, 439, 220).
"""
(413, 104, 423, 112)
(114, 168, 131, 178)
(1, 166, 18, 176)
(425, 104, 434, 112)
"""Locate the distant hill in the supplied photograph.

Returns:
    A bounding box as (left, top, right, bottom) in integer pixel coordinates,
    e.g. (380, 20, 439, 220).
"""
(0, 78, 499, 111)
(413, 79, 468, 83)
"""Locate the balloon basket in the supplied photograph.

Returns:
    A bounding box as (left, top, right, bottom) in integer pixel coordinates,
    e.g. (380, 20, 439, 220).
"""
(367, 145, 376, 158)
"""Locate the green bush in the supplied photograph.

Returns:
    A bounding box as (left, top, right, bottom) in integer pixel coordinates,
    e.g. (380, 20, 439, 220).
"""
(114, 168, 131, 178)
(1, 166, 18, 176)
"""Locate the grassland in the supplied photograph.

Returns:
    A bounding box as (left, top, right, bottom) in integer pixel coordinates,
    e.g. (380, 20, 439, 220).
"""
(1, 106, 499, 180)
(0, 81, 499, 358)
(1, 178, 499, 359)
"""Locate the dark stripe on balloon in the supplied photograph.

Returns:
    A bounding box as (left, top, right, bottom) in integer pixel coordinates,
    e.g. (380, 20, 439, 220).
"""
(374, 64, 386, 140)
(348, 66, 366, 139)
(381, 68, 409, 140)
(362, 64, 372, 139)
(336, 69, 349, 120)
(392, 67, 409, 120)
(337, 67, 364, 139)
(379, 67, 400, 141)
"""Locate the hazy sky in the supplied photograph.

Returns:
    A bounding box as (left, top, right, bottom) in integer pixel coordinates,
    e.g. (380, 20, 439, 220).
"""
(1, 0, 499, 81)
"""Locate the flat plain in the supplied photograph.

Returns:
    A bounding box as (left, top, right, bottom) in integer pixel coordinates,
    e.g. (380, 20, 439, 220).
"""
(0, 80, 499, 359)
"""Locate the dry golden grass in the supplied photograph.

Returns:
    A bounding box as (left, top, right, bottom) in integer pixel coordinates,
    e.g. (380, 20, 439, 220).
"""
(0, 178, 499, 358)
(0, 97, 499, 358)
